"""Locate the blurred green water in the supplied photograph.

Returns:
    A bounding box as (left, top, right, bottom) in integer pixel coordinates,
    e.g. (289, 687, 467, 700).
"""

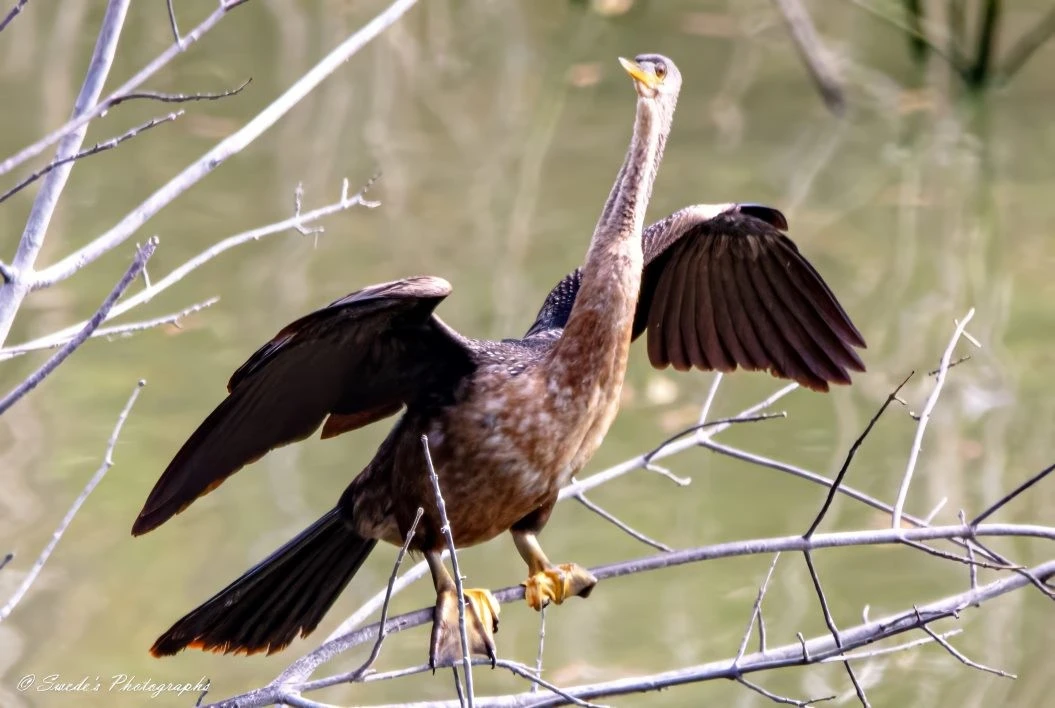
(1, 1, 1054, 706)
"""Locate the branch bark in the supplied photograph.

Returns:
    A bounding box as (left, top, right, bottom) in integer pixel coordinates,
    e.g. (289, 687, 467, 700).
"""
(0, 0, 131, 346)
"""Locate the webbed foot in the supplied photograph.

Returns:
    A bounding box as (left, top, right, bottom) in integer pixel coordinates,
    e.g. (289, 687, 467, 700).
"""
(523, 562, 597, 611)
(429, 587, 500, 669)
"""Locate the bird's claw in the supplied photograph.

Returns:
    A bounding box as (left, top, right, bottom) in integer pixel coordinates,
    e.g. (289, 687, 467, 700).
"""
(523, 562, 597, 611)
(429, 588, 500, 670)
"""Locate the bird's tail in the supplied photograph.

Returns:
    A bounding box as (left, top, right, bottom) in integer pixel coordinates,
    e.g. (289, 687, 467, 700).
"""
(151, 508, 376, 657)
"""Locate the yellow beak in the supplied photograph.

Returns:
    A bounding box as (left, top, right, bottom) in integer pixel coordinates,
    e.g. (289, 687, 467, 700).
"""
(618, 57, 660, 90)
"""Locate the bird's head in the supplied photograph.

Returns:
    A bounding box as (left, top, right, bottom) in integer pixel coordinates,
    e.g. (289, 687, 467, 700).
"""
(618, 53, 681, 101)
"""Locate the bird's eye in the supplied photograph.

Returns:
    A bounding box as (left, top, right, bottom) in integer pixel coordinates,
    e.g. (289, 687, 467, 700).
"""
(654, 63, 667, 79)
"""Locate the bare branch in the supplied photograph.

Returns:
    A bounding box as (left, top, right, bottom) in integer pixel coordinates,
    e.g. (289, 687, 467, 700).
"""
(0, 379, 145, 622)
(532, 608, 546, 695)
(0, 0, 30, 35)
(644, 412, 785, 465)
(0, 111, 184, 206)
(573, 492, 672, 552)
(0, 0, 250, 180)
(804, 372, 913, 537)
(821, 629, 962, 663)
(733, 552, 781, 666)
(697, 372, 723, 425)
(0, 239, 156, 415)
(298, 508, 423, 693)
(918, 618, 1016, 679)
(559, 384, 799, 500)
(110, 78, 252, 106)
(802, 551, 870, 706)
(351, 557, 1055, 708)
(971, 460, 1055, 526)
(423, 434, 475, 705)
(892, 308, 976, 529)
(28, 0, 420, 291)
(165, 0, 181, 46)
(0, 297, 218, 360)
(0, 0, 131, 347)
(12, 177, 378, 350)
(735, 675, 834, 706)
(0, 553, 13, 572)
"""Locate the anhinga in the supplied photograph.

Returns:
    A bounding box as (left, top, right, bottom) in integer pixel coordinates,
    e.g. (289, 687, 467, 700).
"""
(136, 54, 865, 666)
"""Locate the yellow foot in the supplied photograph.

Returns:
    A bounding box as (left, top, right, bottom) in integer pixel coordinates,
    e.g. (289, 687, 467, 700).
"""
(429, 588, 500, 669)
(523, 562, 598, 611)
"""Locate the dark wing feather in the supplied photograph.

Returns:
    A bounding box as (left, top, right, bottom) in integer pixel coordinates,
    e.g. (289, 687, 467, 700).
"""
(133, 276, 474, 536)
(637, 206, 865, 390)
(528, 203, 865, 390)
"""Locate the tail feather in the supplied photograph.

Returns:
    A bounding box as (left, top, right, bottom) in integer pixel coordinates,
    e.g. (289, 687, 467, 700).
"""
(151, 508, 376, 657)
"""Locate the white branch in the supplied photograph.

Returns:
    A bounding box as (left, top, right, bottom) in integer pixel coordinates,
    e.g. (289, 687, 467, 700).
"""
(0, 380, 145, 622)
(30, 0, 420, 290)
(0, 0, 131, 346)
(3, 180, 377, 357)
(0, 0, 247, 180)
(891, 308, 976, 529)
(0, 297, 218, 361)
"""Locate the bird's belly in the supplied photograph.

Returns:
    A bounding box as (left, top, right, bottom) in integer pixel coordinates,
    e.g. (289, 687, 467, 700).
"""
(419, 371, 606, 548)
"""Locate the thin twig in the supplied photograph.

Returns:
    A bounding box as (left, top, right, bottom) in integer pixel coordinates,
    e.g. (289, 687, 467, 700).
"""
(697, 372, 723, 426)
(822, 629, 963, 663)
(0, 297, 218, 360)
(970, 461, 1055, 526)
(532, 607, 546, 694)
(899, 539, 1018, 573)
(734, 552, 781, 666)
(346, 508, 423, 682)
(0, 379, 145, 622)
(805, 372, 913, 537)
(736, 675, 834, 706)
(0, 553, 13, 572)
(645, 413, 786, 465)
(803, 551, 870, 706)
(15, 177, 378, 349)
(892, 309, 976, 529)
(927, 355, 970, 376)
(0, 0, 30, 35)
(0, 112, 184, 206)
(452, 668, 465, 708)
(0, 0, 249, 180)
(0, 239, 156, 416)
(573, 492, 672, 552)
(165, 0, 181, 46)
(960, 510, 979, 602)
(422, 435, 474, 706)
(918, 619, 1015, 678)
(110, 78, 252, 106)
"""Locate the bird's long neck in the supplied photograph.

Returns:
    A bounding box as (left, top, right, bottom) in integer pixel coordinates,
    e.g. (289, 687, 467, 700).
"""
(546, 95, 668, 392)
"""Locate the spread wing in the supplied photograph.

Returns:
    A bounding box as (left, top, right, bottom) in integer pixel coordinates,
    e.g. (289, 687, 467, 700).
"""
(527, 204, 866, 391)
(132, 276, 475, 536)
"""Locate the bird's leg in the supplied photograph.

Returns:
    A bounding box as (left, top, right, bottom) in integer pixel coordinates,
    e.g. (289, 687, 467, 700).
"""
(512, 530, 597, 611)
(425, 550, 499, 669)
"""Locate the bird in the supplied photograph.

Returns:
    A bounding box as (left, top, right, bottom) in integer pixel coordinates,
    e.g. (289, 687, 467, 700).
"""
(135, 53, 865, 667)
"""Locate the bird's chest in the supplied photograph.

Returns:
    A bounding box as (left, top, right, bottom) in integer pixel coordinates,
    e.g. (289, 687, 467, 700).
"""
(404, 364, 617, 547)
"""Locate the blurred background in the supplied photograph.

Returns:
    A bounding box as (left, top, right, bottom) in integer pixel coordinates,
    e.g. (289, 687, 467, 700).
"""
(1, 0, 1054, 705)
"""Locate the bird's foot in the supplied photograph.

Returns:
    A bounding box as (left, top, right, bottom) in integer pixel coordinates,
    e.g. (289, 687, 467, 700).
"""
(429, 587, 500, 669)
(523, 562, 597, 611)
